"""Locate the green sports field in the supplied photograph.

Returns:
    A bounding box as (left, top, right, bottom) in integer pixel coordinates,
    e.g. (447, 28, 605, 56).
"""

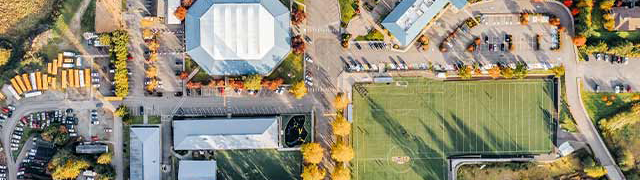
(352, 78, 556, 180)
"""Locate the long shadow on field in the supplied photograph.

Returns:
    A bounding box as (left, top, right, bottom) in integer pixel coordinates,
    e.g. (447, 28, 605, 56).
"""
(365, 98, 446, 179)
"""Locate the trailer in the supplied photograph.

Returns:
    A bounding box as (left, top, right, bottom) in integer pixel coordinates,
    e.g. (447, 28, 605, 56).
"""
(51, 77, 57, 90)
(36, 72, 42, 90)
(68, 69, 74, 88)
(10, 77, 23, 94)
(47, 63, 52, 74)
(84, 69, 91, 88)
(7, 86, 20, 100)
(64, 58, 74, 63)
(30, 73, 38, 91)
(42, 74, 49, 90)
(74, 69, 80, 88)
(24, 91, 42, 98)
(61, 70, 67, 89)
(52, 60, 59, 75)
(22, 74, 32, 91)
(14, 76, 27, 93)
(57, 54, 64, 67)
(79, 70, 85, 87)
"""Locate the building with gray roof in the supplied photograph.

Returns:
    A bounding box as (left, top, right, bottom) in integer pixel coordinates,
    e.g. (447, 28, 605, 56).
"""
(173, 117, 280, 150)
(178, 160, 218, 180)
(75, 144, 109, 154)
(130, 125, 161, 180)
(185, 0, 291, 76)
(382, 0, 467, 46)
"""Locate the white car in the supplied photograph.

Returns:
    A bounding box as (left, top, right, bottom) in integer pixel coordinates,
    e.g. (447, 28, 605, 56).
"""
(304, 55, 313, 63)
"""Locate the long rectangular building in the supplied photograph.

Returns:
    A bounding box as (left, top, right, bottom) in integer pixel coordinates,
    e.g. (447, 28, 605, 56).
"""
(172, 117, 280, 150)
(130, 125, 161, 180)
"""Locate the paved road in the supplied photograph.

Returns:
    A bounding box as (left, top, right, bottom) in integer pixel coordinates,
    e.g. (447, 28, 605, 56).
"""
(565, 61, 626, 180)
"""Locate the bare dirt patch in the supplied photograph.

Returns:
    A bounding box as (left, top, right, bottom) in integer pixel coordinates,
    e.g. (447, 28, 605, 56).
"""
(95, 0, 123, 33)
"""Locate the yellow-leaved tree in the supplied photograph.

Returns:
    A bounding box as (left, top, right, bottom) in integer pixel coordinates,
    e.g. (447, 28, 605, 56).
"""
(301, 143, 324, 164)
(334, 93, 349, 110)
(331, 115, 351, 136)
(51, 159, 90, 180)
(331, 141, 354, 162)
(584, 166, 607, 178)
(290, 81, 307, 99)
(331, 163, 351, 180)
(301, 164, 325, 180)
(97, 153, 113, 164)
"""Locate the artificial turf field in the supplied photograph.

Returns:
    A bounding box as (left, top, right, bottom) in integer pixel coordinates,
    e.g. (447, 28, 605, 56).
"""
(352, 78, 556, 180)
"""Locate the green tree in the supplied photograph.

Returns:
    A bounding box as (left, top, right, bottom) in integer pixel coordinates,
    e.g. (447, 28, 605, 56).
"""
(584, 166, 607, 178)
(290, 81, 308, 99)
(95, 164, 116, 179)
(301, 165, 325, 180)
(583, 41, 609, 54)
(244, 74, 263, 90)
(0, 47, 11, 67)
(550, 65, 566, 77)
(513, 63, 528, 79)
(458, 65, 472, 79)
(301, 143, 324, 164)
(501, 67, 514, 79)
(331, 141, 354, 162)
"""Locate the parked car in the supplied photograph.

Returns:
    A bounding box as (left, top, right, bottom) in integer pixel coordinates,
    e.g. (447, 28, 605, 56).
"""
(615, 85, 624, 93)
(596, 53, 603, 61)
(104, 128, 113, 133)
(304, 55, 313, 63)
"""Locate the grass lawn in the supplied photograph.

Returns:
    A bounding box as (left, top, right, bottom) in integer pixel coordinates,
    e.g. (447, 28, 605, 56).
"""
(457, 149, 593, 179)
(352, 78, 556, 180)
(339, 0, 356, 25)
(267, 53, 302, 84)
(123, 126, 131, 178)
(185, 57, 213, 84)
(148, 116, 161, 124)
(130, 116, 144, 125)
(80, 0, 96, 32)
(215, 149, 301, 180)
(580, 89, 640, 123)
(355, 29, 384, 41)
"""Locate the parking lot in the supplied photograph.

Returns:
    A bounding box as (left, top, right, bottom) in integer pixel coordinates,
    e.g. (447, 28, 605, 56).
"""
(581, 56, 640, 92)
(76, 108, 114, 142)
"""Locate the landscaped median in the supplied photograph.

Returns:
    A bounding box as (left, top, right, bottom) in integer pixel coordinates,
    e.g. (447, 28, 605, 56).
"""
(338, 0, 358, 26)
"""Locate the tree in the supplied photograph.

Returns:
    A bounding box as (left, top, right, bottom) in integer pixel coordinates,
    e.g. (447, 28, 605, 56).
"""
(291, 7, 307, 25)
(458, 65, 472, 79)
(501, 67, 514, 79)
(292, 35, 306, 54)
(583, 166, 607, 178)
(146, 79, 158, 92)
(571, 8, 580, 16)
(301, 143, 324, 164)
(145, 66, 158, 78)
(600, 0, 615, 10)
(573, 35, 587, 46)
(550, 65, 565, 77)
(334, 93, 349, 110)
(95, 164, 115, 180)
(181, 0, 194, 6)
(142, 29, 154, 40)
(114, 105, 129, 117)
(331, 115, 351, 136)
(604, 19, 615, 31)
(301, 165, 325, 180)
(97, 153, 113, 164)
(50, 158, 90, 180)
(576, 0, 594, 7)
(148, 40, 160, 53)
(331, 164, 351, 180)
(331, 141, 354, 162)
(563, 0, 573, 6)
(513, 62, 528, 79)
(244, 74, 263, 90)
(99, 33, 112, 46)
(618, 150, 636, 171)
(0, 47, 11, 67)
(488, 66, 501, 79)
(290, 81, 308, 99)
(174, 6, 187, 21)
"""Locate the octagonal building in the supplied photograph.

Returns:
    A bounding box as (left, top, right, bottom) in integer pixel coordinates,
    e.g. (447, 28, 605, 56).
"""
(186, 0, 291, 76)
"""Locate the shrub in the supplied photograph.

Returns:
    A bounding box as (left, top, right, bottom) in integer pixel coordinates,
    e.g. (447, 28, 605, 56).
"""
(550, 65, 565, 77)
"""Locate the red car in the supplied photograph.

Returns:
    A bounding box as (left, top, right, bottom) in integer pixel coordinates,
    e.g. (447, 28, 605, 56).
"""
(91, 136, 99, 141)
(1, 108, 8, 113)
